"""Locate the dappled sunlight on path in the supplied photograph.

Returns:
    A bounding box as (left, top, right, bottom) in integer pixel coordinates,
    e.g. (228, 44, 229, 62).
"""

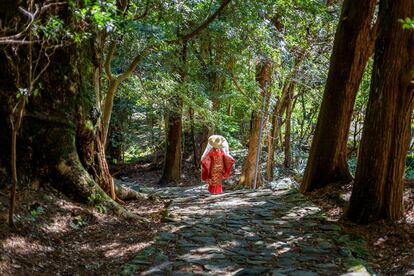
(121, 186, 371, 275)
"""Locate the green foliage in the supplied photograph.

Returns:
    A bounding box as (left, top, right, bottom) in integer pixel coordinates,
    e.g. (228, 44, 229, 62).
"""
(87, 192, 102, 205)
(87, 193, 107, 214)
(101, 0, 341, 169)
(405, 151, 414, 179)
(70, 215, 88, 229)
(29, 206, 44, 220)
(348, 158, 357, 176)
(72, 0, 117, 31)
(219, 115, 244, 150)
(30, 16, 64, 42)
(96, 204, 106, 214)
(399, 17, 414, 29)
(16, 88, 28, 99)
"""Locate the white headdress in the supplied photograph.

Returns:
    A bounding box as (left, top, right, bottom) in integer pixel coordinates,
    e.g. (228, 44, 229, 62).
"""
(201, 135, 232, 161)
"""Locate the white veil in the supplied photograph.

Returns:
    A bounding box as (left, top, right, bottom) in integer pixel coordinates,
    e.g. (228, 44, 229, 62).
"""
(201, 137, 232, 161)
(201, 143, 213, 161)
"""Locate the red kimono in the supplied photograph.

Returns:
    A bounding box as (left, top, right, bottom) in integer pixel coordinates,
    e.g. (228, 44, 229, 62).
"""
(201, 148, 235, 194)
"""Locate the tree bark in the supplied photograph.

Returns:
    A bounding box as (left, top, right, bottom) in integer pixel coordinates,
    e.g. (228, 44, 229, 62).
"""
(9, 97, 25, 227)
(238, 57, 272, 188)
(283, 83, 295, 169)
(266, 51, 305, 181)
(301, 0, 378, 192)
(158, 42, 187, 185)
(266, 108, 279, 181)
(347, 0, 414, 223)
(0, 4, 134, 216)
(159, 102, 183, 185)
(0, 50, 126, 213)
(297, 91, 307, 153)
(101, 79, 119, 146)
(189, 107, 198, 168)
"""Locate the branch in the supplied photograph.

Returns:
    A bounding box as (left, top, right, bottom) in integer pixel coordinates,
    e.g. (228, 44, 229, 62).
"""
(31, 45, 58, 86)
(118, 44, 154, 82)
(0, 39, 39, 45)
(32, 40, 47, 79)
(107, 0, 231, 85)
(40, 1, 67, 13)
(18, 6, 36, 20)
(0, 1, 66, 45)
(230, 70, 255, 104)
(0, 5, 39, 42)
(169, 0, 231, 43)
(104, 40, 117, 81)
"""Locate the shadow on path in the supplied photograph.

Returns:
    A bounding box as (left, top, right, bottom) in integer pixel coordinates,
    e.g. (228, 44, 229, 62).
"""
(121, 186, 371, 275)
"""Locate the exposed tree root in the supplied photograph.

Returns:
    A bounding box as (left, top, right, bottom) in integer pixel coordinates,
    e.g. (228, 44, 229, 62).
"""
(115, 183, 150, 201)
(55, 154, 148, 222)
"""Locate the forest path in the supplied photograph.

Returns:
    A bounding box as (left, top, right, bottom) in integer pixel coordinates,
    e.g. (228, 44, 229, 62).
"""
(121, 185, 370, 275)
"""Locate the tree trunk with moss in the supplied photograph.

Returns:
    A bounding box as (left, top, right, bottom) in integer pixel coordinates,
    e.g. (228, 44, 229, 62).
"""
(347, 0, 414, 223)
(0, 4, 128, 216)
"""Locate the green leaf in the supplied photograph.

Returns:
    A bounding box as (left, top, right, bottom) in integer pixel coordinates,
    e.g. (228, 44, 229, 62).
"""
(399, 17, 414, 29)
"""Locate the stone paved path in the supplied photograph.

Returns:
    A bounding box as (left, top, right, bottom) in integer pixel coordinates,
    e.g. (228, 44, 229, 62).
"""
(121, 185, 370, 275)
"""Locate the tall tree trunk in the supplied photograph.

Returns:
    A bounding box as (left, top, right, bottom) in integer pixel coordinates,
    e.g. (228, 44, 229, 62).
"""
(265, 51, 305, 181)
(297, 92, 307, 152)
(159, 102, 183, 185)
(189, 107, 198, 168)
(8, 97, 25, 226)
(266, 82, 290, 181)
(347, 0, 414, 223)
(283, 83, 295, 169)
(301, 0, 378, 192)
(266, 99, 283, 181)
(266, 112, 277, 180)
(238, 57, 272, 188)
(0, 47, 127, 217)
(158, 42, 187, 185)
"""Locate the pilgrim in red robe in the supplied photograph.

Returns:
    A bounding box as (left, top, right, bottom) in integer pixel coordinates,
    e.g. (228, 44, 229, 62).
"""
(201, 136, 235, 194)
